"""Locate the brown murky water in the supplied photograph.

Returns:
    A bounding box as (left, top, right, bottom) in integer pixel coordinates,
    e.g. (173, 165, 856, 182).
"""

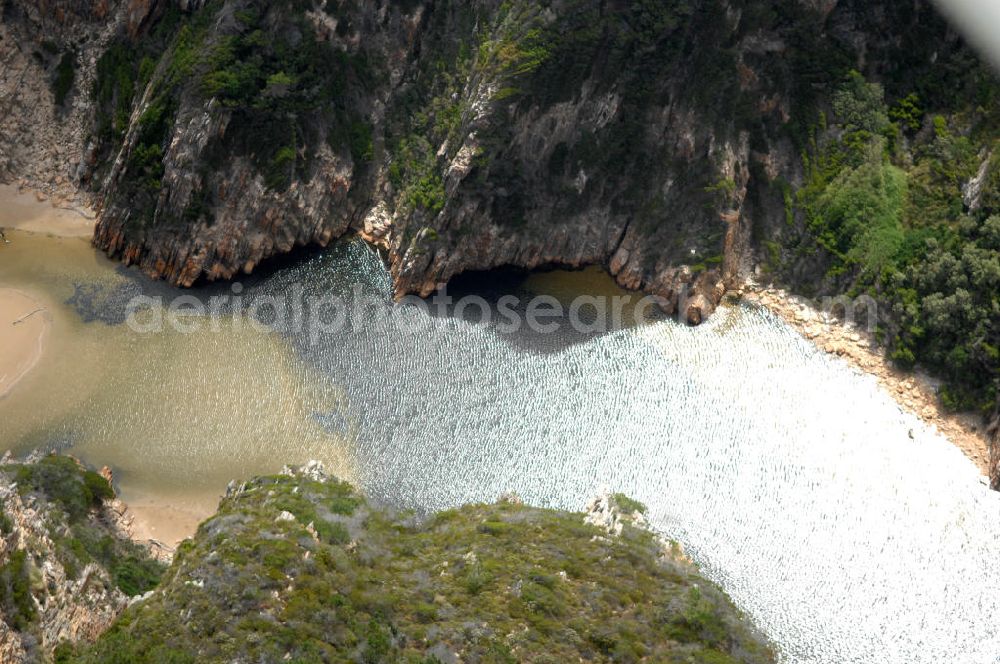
(0, 231, 355, 542)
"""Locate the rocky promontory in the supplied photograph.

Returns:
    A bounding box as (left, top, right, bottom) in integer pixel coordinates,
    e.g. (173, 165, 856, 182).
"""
(0, 457, 774, 663)
(66, 462, 773, 663)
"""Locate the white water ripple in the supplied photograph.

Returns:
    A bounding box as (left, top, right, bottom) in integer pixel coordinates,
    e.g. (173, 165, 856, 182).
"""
(5, 236, 997, 663)
(271, 243, 1000, 664)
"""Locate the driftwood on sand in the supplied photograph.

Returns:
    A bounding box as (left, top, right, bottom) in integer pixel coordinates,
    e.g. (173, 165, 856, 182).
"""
(12, 308, 44, 325)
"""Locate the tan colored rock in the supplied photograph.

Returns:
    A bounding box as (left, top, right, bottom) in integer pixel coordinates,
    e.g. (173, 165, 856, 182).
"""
(685, 294, 714, 326)
(987, 398, 999, 490)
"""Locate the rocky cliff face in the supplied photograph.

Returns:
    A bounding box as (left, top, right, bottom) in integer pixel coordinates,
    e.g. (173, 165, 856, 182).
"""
(83, 0, 776, 322)
(0, 0, 984, 326)
(0, 0, 159, 202)
(90, 0, 421, 287)
(3, 1, 996, 425)
(0, 453, 164, 663)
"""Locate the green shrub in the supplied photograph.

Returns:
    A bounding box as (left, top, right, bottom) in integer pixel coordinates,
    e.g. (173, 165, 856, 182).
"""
(889, 93, 923, 133)
(832, 71, 890, 135)
(14, 456, 113, 522)
(0, 550, 36, 631)
(464, 561, 491, 595)
(413, 601, 437, 623)
(611, 493, 648, 515)
(477, 520, 511, 536)
(362, 620, 393, 663)
(811, 146, 907, 280)
(348, 120, 374, 164)
(0, 502, 12, 535)
(665, 588, 729, 648)
(112, 554, 166, 597)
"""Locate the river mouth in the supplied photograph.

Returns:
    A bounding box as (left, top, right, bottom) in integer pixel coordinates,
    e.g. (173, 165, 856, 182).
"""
(0, 231, 999, 663)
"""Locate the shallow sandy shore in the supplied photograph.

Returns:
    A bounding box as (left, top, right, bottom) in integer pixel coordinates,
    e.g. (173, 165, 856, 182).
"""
(128, 498, 217, 550)
(743, 283, 991, 477)
(0, 183, 91, 399)
(0, 183, 95, 238)
(0, 288, 50, 400)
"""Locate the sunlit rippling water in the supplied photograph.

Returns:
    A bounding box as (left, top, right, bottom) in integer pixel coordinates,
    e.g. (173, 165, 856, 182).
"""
(1, 235, 999, 663)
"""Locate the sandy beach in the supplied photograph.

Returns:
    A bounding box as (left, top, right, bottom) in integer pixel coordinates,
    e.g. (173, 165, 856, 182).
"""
(0, 183, 95, 237)
(0, 288, 50, 400)
(127, 494, 219, 550)
(0, 183, 94, 399)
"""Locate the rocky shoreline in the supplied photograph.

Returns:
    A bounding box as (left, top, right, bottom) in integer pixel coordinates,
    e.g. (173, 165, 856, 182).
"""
(742, 283, 992, 479)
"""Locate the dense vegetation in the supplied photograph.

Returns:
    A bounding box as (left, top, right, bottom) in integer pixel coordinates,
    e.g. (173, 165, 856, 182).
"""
(782, 69, 1000, 413)
(66, 470, 774, 663)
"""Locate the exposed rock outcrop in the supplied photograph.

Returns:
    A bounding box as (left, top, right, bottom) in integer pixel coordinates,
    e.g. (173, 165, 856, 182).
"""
(2, 0, 986, 327)
(90, 0, 422, 289)
(0, 453, 165, 662)
(0, 0, 159, 203)
(989, 399, 1000, 490)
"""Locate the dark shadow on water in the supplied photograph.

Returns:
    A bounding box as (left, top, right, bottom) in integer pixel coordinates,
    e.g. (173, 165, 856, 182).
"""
(68, 238, 670, 359)
(424, 265, 672, 356)
(65, 239, 378, 326)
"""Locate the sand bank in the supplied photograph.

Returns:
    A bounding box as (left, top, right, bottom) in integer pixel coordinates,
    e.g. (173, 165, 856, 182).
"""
(0, 288, 49, 400)
(127, 496, 217, 550)
(0, 183, 95, 238)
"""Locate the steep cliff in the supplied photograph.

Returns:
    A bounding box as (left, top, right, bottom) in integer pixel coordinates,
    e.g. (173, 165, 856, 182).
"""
(0, 453, 164, 663)
(64, 462, 775, 663)
(73, 0, 840, 321)
(0, 0, 160, 201)
(1, 0, 990, 324)
(2, 1, 997, 444)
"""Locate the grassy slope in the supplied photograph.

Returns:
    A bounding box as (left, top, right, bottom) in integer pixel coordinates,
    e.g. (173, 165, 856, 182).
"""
(67, 472, 774, 663)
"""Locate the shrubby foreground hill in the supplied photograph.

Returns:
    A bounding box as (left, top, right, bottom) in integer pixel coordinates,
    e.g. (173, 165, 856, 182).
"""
(0, 457, 773, 663)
